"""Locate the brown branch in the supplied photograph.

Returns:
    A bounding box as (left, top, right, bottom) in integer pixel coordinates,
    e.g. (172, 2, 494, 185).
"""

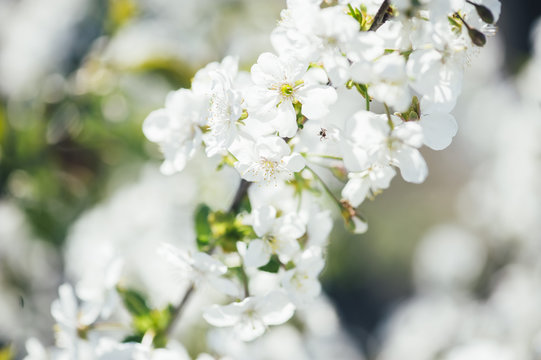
(164, 283, 194, 337)
(164, 179, 252, 337)
(369, 0, 391, 31)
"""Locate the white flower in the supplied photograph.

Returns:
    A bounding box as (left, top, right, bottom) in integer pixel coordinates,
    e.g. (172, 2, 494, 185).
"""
(341, 110, 428, 184)
(281, 247, 324, 305)
(245, 52, 337, 137)
(203, 291, 295, 341)
(342, 164, 396, 207)
(243, 205, 305, 268)
(367, 53, 411, 112)
(158, 243, 240, 297)
(192, 56, 239, 96)
(143, 89, 207, 174)
(76, 257, 123, 321)
(203, 68, 244, 157)
(418, 100, 458, 150)
(50, 284, 99, 358)
(230, 135, 305, 183)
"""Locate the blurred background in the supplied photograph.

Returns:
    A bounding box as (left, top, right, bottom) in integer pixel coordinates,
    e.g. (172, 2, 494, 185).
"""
(1, 0, 541, 359)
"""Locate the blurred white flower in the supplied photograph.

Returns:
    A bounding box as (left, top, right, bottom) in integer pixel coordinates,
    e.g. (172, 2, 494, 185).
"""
(203, 291, 295, 341)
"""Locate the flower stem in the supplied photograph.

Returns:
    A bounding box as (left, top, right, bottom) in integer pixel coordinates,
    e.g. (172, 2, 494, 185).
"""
(303, 153, 343, 161)
(384, 103, 394, 131)
(304, 165, 343, 212)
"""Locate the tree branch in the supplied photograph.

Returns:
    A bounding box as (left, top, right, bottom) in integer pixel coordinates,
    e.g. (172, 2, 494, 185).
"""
(164, 178, 252, 337)
(369, 0, 391, 31)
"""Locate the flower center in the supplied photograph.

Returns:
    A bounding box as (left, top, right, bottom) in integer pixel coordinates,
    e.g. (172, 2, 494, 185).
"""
(280, 83, 294, 96)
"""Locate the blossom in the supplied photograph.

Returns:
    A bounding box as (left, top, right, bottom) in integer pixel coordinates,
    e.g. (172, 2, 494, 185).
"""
(158, 243, 240, 297)
(243, 205, 305, 267)
(203, 291, 295, 341)
(203, 68, 244, 157)
(341, 110, 428, 184)
(245, 52, 337, 137)
(230, 135, 305, 183)
(143, 89, 208, 174)
(281, 247, 324, 305)
(342, 164, 396, 207)
(50, 283, 99, 358)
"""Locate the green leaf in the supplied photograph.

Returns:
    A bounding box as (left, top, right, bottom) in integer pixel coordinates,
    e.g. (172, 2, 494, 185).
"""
(258, 255, 281, 273)
(117, 286, 151, 317)
(194, 204, 212, 251)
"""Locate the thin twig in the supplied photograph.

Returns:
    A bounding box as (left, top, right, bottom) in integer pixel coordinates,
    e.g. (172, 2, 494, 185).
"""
(164, 284, 194, 336)
(164, 178, 252, 337)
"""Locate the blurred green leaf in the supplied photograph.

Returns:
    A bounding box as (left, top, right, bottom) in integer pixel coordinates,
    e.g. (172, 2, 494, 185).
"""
(117, 286, 152, 317)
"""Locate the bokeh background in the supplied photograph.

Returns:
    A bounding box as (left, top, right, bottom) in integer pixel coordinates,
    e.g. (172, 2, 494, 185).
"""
(1, 0, 541, 358)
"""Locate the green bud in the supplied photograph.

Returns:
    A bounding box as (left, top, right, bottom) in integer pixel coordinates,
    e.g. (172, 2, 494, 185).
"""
(408, 111, 419, 121)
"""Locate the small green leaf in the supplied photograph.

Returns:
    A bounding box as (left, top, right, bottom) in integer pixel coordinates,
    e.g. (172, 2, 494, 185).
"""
(194, 204, 212, 251)
(117, 287, 152, 317)
(258, 255, 281, 273)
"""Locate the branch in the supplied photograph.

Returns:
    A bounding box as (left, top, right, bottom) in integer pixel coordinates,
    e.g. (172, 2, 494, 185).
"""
(229, 179, 251, 213)
(164, 178, 252, 337)
(164, 283, 194, 337)
(369, 0, 391, 31)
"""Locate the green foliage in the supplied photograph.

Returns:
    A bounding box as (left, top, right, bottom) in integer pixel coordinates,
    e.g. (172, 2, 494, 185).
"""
(117, 286, 174, 348)
(347, 4, 370, 31)
(195, 204, 213, 251)
(195, 203, 256, 253)
(258, 255, 281, 273)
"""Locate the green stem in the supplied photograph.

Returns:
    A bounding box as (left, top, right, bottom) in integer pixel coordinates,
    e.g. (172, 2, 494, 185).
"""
(303, 153, 343, 161)
(383, 103, 394, 131)
(304, 165, 343, 212)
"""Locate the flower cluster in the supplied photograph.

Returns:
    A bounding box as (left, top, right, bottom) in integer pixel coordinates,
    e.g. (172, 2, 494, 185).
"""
(26, 0, 500, 358)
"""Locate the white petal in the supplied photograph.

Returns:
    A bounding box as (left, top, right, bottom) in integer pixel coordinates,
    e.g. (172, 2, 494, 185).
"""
(298, 86, 337, 119)
(283, 153, 305, 173)
(235, 317, 266, 342)
(271, 102, 298, 138)
(394, 146, 428, 183)
(207, 276, 242, 298)
(342, 177, 370, 207)
(244, 239, 271, 268)
(257, 291, 295, 326)
(252, 206, 277, 237)
(419, 112, 458, 150)
(203, 303, 242, 327)
(142, 109, 170, 142)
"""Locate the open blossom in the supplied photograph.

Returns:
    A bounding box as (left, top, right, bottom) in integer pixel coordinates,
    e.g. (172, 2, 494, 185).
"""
(143, 89, 208, 174)
(341, 110, 428, 184)
(365, 53, 411, 112)
(245, 52, 337, 137)
(203, 68, 244, 157)
(203, 291, 295, 341)
(243, 205, 305, 268)
(342, 164, 396, 207)
(158, 243, 240, 297)
(50, 284, 99, 358)
(230, 135, 305, 183)
(281, 247, 325, 306)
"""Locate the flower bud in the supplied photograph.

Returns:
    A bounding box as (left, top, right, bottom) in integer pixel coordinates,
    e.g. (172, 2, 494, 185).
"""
(468, 28, 486, 47)
(469, 2, 494, 24)
(340, 199, 368, 234)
